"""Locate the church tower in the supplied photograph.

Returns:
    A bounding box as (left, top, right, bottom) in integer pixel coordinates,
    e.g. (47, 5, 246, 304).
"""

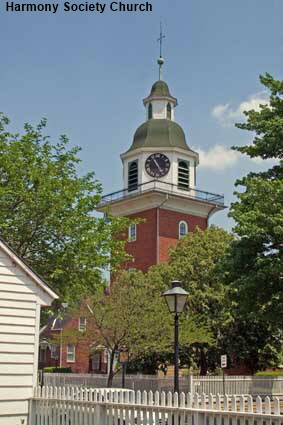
(98, 50, 225, 272)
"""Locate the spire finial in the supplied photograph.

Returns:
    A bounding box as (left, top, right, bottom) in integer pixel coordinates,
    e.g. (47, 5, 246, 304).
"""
(157, 22, 165, 80)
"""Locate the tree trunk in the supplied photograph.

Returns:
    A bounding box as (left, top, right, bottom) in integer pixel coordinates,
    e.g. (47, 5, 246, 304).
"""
(199, 346, 208, 376)
(107, 349, 116, 387)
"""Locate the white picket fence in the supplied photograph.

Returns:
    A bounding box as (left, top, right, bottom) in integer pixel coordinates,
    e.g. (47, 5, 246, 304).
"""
(44, 372, 283, 396)
(29, 386, 283, 425)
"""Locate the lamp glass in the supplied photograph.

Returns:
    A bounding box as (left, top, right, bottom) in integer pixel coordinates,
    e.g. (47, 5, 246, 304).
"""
(164, 294, 188, 314)
(163, 281, 188, 314)
(40, 339, 49, 350)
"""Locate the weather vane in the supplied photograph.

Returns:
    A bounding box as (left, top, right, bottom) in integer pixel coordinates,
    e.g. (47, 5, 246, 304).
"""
(157, 22, 165, 80)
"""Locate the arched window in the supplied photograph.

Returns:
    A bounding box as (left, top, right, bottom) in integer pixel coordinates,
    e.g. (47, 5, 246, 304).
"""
(179, 221, 188, 239)
(178, 160, 189, 190)
(128, 160, 138, 192)
(167, 103, 172, 120)
(148, 103, 153, 120)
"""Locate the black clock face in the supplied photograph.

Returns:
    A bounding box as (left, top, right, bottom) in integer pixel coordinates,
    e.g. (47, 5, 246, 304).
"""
(145, 153, 170, 178)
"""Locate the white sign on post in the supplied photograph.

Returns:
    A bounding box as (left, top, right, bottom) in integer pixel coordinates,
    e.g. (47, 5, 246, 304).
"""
(221, 354, 227, 368)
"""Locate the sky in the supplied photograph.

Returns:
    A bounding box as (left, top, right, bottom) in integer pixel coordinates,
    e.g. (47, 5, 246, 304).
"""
(1, 0, 282, 231)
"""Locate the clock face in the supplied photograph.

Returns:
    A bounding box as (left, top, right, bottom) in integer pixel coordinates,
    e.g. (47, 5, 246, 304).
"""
(145, 153, 170, 178)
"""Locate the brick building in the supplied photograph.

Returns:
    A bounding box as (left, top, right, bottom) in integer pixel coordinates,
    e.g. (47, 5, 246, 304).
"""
(40, 57, 225, 373)
(39, 312, 115, 374)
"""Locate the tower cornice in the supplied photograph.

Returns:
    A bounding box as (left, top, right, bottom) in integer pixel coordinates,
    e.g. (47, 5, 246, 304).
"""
(121, 145, 199, 164)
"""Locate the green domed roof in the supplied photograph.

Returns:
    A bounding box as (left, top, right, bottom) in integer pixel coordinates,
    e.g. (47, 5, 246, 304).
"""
(143, 80, 177, 106)
(150, 80, 171, 97)
(127, 119, 191, 152)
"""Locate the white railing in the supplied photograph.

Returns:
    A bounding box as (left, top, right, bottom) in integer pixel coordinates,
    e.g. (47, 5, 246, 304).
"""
(29, 386, 283, 425)
(99, 180, 225, 207)
(43, 373, 193, 393)
(44, 373, 283, 396)
(193, 375, 283, 396)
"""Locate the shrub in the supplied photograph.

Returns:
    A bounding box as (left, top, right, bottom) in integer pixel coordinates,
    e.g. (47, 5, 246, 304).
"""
(43, 367, 72, 373)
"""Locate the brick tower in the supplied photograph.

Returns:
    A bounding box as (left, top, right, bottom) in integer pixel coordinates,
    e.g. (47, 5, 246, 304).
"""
(98, 58, 225, 272)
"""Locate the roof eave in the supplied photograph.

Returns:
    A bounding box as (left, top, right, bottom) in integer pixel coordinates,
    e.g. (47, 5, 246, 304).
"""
(0, 239, 58, 301)
(143, 95, 178, 107)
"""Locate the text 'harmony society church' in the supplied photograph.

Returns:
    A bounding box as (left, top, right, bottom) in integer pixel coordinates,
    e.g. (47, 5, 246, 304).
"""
(98, 54, 225, 272)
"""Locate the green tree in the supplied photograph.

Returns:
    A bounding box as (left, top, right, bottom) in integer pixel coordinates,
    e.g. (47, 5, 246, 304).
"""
(87, 270, 211, 386)
(147, 226, 234, 375)
(219, 317, 283, 373)
(0, 113, 131, 300)
(227, 74, 283, 328)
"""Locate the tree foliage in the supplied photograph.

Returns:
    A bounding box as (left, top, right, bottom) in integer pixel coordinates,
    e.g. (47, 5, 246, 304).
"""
(226, 74, 283, 328)
(0, 113, 131, 300)
(87, 270, 211, 385)
(137, 226, 233, 375)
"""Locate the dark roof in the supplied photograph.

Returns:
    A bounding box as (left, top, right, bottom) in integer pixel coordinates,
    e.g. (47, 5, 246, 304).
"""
(127, 119, 192, 152)
(150, 80, 171, 97)
(143, 80, 177, 106)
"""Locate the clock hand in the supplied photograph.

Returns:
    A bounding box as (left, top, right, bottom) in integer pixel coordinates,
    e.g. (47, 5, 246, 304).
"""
(153, 159, 162, 172)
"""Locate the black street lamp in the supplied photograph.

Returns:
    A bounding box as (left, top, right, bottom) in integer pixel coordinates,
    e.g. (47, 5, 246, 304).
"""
(119, 347, 129, 389)
(39, 338, 50, 386)
(162, 280, 189, 394)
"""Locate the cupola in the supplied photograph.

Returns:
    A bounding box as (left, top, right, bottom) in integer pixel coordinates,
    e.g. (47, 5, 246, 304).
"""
(143, 80, 177, 121)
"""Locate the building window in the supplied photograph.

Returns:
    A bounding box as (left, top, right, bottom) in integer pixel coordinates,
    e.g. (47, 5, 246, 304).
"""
(148, 103, 153, 120)
(50, 344, 59, 359)
(128, 224, 136, 242)
(178, 160, 190, 190)
(179, 221, 188, 239)
(78, 317, 87, 332)
(67, 344, 75, 363)
(128, 160, 138, 192)
(167, 103, 172, 120)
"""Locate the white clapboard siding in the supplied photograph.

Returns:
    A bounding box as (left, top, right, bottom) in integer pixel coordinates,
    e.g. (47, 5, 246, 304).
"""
(0, 267, 26, 276)
(0, 416, 28, 425)
(0, 333, 35, 343)
(0, 257, 14, 266)
(0, 363, 34, 374)
(0, 352, 34, 363)
(0, 242, 57, 425)
(0, 400, 28, 416)
(0, 273, 36, 285)
(0, 324, 35, 334)
(0, 307, 36, 317)
(0, 315, 35, 326)
(0, 291, 37, 302)
(0, 299, 36, 309)
(0, 342, 34, 353)
(0, 374, 33, 386)
(0, 386, 33, 400)
(0, 282, 35, 293)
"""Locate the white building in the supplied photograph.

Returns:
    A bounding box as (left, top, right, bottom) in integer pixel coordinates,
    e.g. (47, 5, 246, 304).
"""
(0, 239, 58, 425)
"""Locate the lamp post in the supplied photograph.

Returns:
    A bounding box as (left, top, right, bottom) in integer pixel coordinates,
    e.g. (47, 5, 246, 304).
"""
(119, 347, 129, 388)
(59, 302, 68, 368)
(39, 338, 50, 386)
(162, 280, 188, 394)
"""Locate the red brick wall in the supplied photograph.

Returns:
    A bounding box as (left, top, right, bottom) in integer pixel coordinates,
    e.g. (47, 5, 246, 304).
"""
(124, 208, 208, 272)
(159, 209, 207, 263)
(124, 208, 157, 273)
(60, 318, 91, 373)
(40, 316, 100, 374)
